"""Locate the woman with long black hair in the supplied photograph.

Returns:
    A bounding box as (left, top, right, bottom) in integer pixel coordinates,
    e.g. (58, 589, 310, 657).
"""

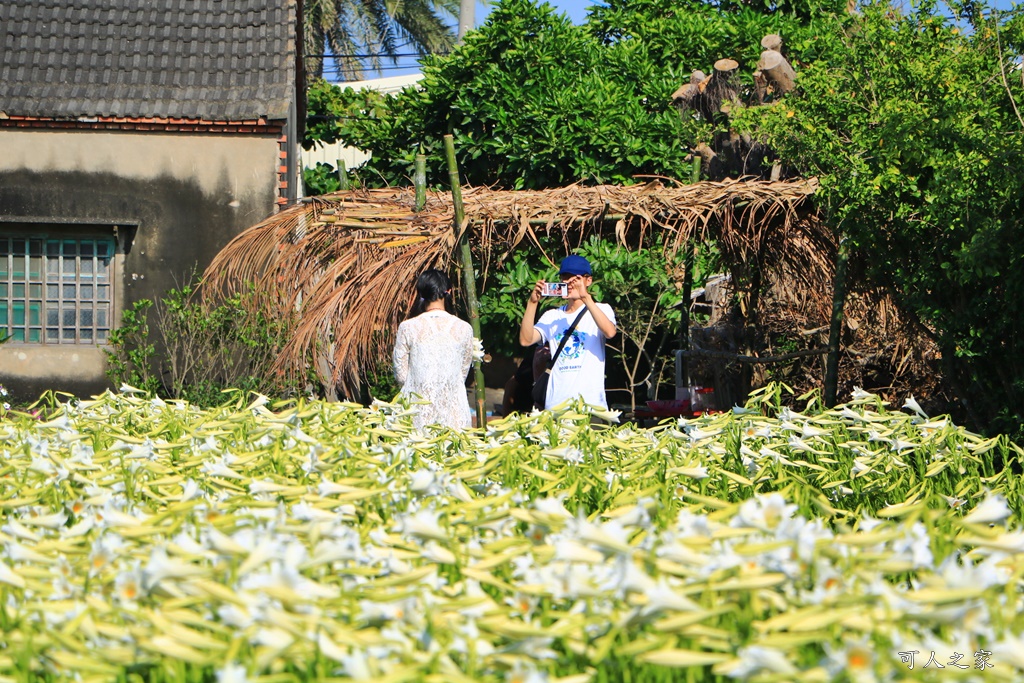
(392, 269, 474, 429)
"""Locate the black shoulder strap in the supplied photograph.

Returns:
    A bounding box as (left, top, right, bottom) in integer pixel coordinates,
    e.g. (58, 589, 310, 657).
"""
(548, 307, 588, 370)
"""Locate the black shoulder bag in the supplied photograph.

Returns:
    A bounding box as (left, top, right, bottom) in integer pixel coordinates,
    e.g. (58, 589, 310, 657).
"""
(531, 307, 588, 410)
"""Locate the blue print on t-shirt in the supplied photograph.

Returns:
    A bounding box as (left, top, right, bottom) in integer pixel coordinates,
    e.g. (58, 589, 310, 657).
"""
(555, 330, 585, 361)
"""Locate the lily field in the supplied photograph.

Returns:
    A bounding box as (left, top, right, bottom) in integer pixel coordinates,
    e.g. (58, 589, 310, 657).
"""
(2, 386, 1024, 683)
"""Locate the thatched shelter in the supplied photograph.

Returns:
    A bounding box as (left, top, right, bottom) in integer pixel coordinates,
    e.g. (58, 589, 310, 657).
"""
(204, 177, 845, 399)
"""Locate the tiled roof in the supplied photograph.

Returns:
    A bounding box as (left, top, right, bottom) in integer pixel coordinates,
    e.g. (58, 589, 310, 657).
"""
(0, 0, 297, 121)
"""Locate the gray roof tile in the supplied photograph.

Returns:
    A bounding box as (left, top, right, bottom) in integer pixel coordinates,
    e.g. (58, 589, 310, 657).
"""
(0, 0, 296, 120)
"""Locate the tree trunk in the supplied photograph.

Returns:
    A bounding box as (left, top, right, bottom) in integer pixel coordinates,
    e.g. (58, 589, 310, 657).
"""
(671, 70, 707, 112)
(758, 50, 796, 95)
(753, 70, 767, 104)
(458, 0, 474, 41)
(699, 59, 739, 119)
(761, 34, 783, 52)
(694, 142, 723, 179)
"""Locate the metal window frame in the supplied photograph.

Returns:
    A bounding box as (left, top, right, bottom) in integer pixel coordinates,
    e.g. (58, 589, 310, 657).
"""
(0, 224, 124, 346)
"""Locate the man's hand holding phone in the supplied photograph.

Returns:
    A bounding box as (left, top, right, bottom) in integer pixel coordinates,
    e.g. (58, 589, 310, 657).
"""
(541, 282, 568, 298)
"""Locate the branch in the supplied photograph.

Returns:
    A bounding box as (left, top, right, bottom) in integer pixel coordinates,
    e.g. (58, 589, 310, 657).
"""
(995, 18, 1024, 130)
(680, 347, 828, 364)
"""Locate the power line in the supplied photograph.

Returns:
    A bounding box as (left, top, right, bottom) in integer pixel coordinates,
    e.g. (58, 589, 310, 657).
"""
(305, 51, 449, 59)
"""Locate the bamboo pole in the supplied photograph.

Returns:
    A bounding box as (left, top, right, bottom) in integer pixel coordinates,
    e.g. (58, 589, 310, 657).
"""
(336, 159, 349, 190)
(676, 156, 701, 399)
(824, 235, 850, 406)
(444, 134, 487, 426)
(678, 250, 693, 396)
(414, 153, 426, 212)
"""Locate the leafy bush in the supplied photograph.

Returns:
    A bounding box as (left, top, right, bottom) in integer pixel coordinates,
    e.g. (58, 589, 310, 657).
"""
(303, 161, 343, 196)
(106, 283, 305, 406)
(105, 299, 161, 395)
(738, 2, 1024, 436)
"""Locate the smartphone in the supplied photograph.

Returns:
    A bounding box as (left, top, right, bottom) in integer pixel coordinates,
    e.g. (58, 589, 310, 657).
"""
(541, 282, 568, 297)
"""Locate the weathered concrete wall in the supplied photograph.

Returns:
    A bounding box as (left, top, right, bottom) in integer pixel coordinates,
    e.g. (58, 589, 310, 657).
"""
(0, 129, 280, 401)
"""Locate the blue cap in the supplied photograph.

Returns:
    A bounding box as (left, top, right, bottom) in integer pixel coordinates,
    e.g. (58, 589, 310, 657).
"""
(559, 255, 592, 277)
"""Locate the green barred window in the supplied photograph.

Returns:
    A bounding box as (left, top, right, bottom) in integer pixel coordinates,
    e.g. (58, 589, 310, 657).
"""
(0, 236, 115, 344)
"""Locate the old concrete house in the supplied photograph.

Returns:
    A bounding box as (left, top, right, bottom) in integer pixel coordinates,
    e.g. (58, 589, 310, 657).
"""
(0, 0, 303, 400)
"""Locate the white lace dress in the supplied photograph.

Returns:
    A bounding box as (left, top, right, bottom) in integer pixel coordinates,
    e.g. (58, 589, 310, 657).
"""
(393, 310, 473, 430)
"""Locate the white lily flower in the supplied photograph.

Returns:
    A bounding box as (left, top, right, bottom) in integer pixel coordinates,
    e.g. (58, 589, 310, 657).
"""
(62, 517, 94, 538)
(180, 478, 202, 501)
(991, 631, 1024, 670)
(941, 495, 966, 509)
(20, 510, 68, 529)
(237, 538, 280, 576)
(721, 645, 797, 678)
(420, 541, 457, 564)
(533, 496, 573, 519)
(202, 456, 245, 479)
(505, 660, 549, 683)
(734, 493, 796, 532)
(114, 566, 145, 606)
(850, 386, 874, 400)
(6, 541, 51, 564)
(396, 509, 447, 542)
(962, 493, 1011, 525)
(290, 502, 337, 522)
(471, 337, 485, 361)
(99, 504, 149, 528)
(675, 466, 709, 479)
(342, 649, 374, 680)
(890, 438, 917, 452)
(216, 663, 249, 683)
(553, 540, 605, 564)
(252, 627, 295, 651)
(142, 546, 204, 590)
(641, 578, 700, 615)
(902, 395, 928, 419)
(588, 406, 621, 423)
(317, 632, 350, 663)
(409, 468, 440, 495)
(0, 561, 26, 588)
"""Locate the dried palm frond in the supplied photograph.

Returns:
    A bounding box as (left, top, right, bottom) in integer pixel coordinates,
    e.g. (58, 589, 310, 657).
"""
(202, 178, 822, 398)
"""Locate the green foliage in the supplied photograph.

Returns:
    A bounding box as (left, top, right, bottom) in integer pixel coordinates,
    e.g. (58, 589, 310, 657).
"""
(106, 285, 305, 407)
(364, 357, 400, 402)
(302, 0, 457, 82)
(303, 0, 848, 190)
(310, 0, 705, 189)
(737, 1, 1024, 434)
(156, 283, 297, 406)
(479, 236, 720, 406)
(587, 0, 842, 73)
(303, 162, 342, 196)
(301, 0, 1024, 433)
(105, 299, 161, 395)
(304, 78, 391, 149)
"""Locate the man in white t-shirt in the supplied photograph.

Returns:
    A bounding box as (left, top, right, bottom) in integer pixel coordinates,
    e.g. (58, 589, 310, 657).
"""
(518, 255, 617, 409)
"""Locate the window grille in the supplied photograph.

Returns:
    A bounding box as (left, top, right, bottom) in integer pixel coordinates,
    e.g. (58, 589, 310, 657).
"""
(0, 235, 115, 344)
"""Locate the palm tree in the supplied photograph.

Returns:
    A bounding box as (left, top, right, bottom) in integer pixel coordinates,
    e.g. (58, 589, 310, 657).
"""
(303, 0, 459, 82)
